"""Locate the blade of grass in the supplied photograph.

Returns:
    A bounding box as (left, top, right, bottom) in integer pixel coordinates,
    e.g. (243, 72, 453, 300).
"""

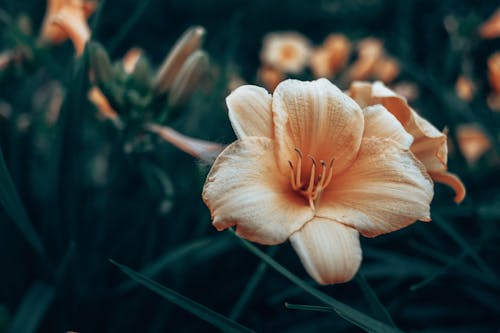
(355, 273, 396, 327)
(115, 237, 215, 293)
(229, 246, 278, 320)
(0, 148, 46, 259)
(285, 303, 334, 313)
(110, 259, 256, 333)
(231, 231, 403, 333)
(432, 214, 497, 280)
(107, 0, 153, 54)
(7, 282, 55, 333)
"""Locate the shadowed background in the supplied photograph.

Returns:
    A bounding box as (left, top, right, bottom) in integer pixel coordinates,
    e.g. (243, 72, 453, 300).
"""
(0, 0, 499, 332)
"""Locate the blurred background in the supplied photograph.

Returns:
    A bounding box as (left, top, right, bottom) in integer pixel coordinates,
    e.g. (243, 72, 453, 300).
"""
(0, 0, 499, 332)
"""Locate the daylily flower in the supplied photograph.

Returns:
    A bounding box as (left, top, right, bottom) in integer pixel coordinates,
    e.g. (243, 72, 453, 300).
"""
(39, 0, 95, 55)
(479, 7, 500, 39)
(348, 81, 466, 203)
(455, 76, 475, 102)
(310, 34, 351, 78)
(348, 38, 400, 83)
(257, 65, 286, 92)
(203, 79, 434, 284)
(456, 124, 491, 165)
(260, 32, 312, 74)
(487, 52, 500, 111)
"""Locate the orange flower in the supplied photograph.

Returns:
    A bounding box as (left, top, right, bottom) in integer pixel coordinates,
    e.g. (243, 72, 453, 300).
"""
(488, 52, 500, 95)
(456, 124, 491, 165)
(347, 38, 383, 81)
(349, 81, 466, 203)
(260, 32, 312, 74)
(310, 34, 351, 78)
(455, 76, 475, 102)
(40, 0, 95, 55)
(203, 79, 433, 284)
(348, 38, 399, 83)
(257, 65, 285, 92)
(479, 7, 500, 39)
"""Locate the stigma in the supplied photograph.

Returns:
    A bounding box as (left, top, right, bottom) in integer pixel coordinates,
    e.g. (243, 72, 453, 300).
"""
(288, 148, 334, 211)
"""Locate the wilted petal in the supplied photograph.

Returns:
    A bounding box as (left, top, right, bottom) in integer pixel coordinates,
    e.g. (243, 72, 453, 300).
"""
(273, 79, 364, 174)
(290, 217, 361, 284)
(363, 105, 413, 149)
(318, 137, 434, 237)
(147, 124, 224, 164)
(226, 85, 273, 139)
(203, 137, 314, 245)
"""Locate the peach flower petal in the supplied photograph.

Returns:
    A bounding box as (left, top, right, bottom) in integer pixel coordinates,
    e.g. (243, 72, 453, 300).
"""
(349, 81, 465, 203)
(203, 137, 314, 245)
(318, 137, 434, 237)
(290, 218, 361, 284)
(273, 78, 364, 175)
(428, 172, 466, 204)
(362, 104, 413, 149)
(226, 85, 273, 139)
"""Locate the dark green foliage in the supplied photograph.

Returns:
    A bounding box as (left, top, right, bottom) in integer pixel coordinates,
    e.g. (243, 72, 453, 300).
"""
(0, 0, 499, 332)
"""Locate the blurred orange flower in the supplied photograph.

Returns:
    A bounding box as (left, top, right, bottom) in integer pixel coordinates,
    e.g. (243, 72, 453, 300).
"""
(40, 0, 96, 55)
(203, 79, 433, 284)
(479, 7, 500, 39)
(456, 124, 491, 165)
(455, 76, 475, 102)
(260, 32, 312, 74)
(348, 38, 400, 83)
(310, 34, 351, 78)
(257, 65, 285, 92)
(487, 52, 500, 111)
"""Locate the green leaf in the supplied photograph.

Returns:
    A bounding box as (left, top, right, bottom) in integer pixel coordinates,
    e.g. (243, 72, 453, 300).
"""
(115, 237, 214, 293)
(232, 231, 403, 333)
(433, 214, 497, 280)
(110, 259, 256, 333)
(7, 282, 55, 333)
(285, 303, 336, 313)
(0, 148, 46, 259)
(229, 246, 278, 320)
(355, 273, 397, 327)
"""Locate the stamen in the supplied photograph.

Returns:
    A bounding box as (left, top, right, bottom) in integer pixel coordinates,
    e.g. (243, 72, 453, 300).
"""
(288, 149, 335, 211)
(294, 148, 302, 188)
(288, 160, 298, 190)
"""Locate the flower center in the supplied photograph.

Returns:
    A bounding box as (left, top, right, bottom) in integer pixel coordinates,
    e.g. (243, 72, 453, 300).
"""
(280, 44, 298, 61)
(288, 148, 334, 211)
